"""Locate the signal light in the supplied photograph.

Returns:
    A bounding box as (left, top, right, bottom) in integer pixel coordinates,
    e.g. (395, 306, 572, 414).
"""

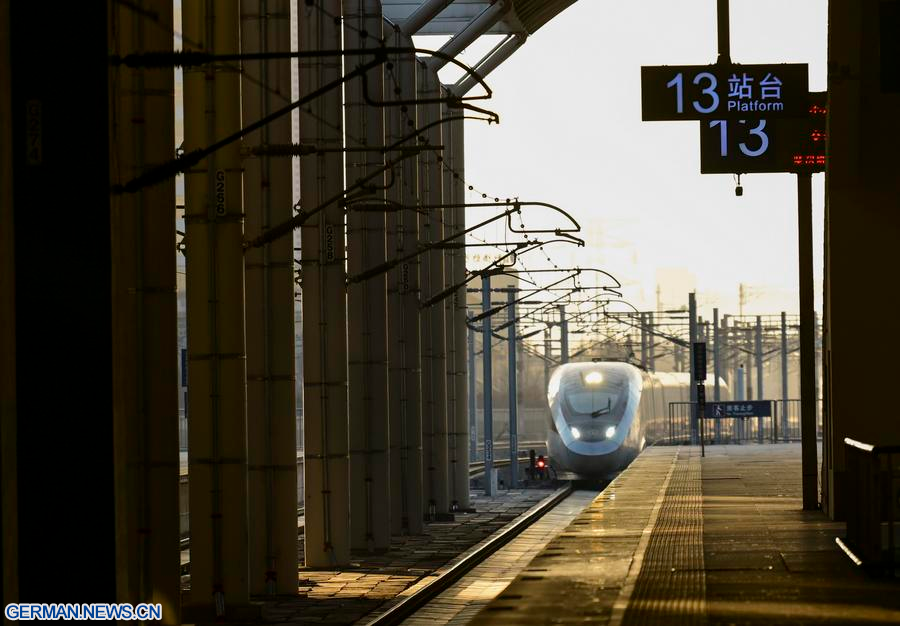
(536, 455, 546, 469)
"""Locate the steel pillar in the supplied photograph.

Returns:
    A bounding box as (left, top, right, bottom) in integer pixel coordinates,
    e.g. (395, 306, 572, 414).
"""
(0, 2, 15, 607)
(298, 0, 351, 566)
(559, 305, 569, 364)
(109, 1, 181, 619)
(345, 0, 391, 552)
(713, 310, 721, 400)
(648, 312, 656, 371)
(446, 109, 470, 511)
(241, 0, 298, 592)
(713, 308, 721, 443)
(688, 292, 698, 444)
(544, 328, 552, 389)
(386, 27, 424, 535)
(468, 313, 478, 464)
(507, 290, 518, 488)
(8, 1, 116, 606)
(418, 62, 449, 517)
(797, 172, 818, 509)
(640, 312, 648, 369)
(781, 311, 789, 442)
(481, 275, 494, 495)
(183, 0, 251, 612)
(755, 315, 764, 400)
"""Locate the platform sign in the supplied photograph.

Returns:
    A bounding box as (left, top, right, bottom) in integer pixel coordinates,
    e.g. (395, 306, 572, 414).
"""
(641, 64, 809, 121)
(699, 92, 827, 174)
(704, 400, 772, 418)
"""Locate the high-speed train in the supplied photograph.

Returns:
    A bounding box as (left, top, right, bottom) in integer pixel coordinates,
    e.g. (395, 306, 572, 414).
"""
(546, 360, 728, 479)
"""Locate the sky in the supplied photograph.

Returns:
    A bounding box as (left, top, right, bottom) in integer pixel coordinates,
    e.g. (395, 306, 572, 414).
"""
(427, 0, 828, 320)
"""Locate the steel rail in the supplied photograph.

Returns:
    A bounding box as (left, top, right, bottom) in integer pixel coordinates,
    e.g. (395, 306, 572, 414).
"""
(360, 483, 573, 626)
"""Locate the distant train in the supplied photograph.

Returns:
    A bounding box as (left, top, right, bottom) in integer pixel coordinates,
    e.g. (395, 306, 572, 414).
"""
(545, 360, 728, 480)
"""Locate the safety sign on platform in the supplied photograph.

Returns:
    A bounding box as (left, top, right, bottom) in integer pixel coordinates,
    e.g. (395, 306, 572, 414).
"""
(704, 400, 773, 418)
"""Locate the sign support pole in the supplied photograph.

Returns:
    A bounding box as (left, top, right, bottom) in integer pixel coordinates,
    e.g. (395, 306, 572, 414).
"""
(689, 293, 698, 444)
(717, 0, 731, 64)
(798, 172, 818, 510)
(481, 275, 494, 496)
(698, 381, 706, 457)
(507, 289, 518, 489)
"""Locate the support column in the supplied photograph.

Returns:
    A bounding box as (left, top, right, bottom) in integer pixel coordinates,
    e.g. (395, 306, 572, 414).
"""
(468, 313, 478, 464)
(745, 328, 754, 400)
(9, 1, 116, 605)
(755, 315, 764, 400)
(559, 306, 569, 364)
(781, 312, 789, 441)
(386, 30, 423, 534)
(640, 312, 648, 369)
(713, 308, 721, 442)
(481, 275, 495, 496)
(0, 2, 16, 607)
(446, 110, 470, 511)
(797, 172, 818, 510)
(544, 329, 552, 391)
(298, 0, 351, 565)
(648, 312, 656, 371)
(688, 292, 698, 444)
(713, 309, 721, 400)
(183, 0, 251, 613)
(242, 0, 298, 592)
(418, 62, 449, 517)
(345, 0, 391, 552)
(507, 290, 518, 488)
(110, 1, 180, 619)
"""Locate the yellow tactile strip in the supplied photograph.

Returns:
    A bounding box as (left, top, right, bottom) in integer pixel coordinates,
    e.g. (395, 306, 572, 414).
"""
(619, 448, 705, 625)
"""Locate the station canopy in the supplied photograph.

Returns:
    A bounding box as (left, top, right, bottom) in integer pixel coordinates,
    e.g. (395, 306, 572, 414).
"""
(382, 0, 577, 36)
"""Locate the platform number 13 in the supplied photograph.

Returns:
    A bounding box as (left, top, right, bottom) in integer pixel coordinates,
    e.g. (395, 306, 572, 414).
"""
(709, 120, 770, 157)
(666, 71, 720, 114)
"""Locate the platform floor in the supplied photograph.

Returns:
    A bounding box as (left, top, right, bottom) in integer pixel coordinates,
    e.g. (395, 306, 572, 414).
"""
(399, 489, 602, 626)
(470, 444, 900, 626)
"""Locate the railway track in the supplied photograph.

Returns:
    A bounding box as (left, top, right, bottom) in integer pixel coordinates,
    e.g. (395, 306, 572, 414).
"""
(360, 483, 573, 626)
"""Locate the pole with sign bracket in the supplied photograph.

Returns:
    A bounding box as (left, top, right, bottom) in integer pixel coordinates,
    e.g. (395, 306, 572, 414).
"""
(694, 341, 707, 457)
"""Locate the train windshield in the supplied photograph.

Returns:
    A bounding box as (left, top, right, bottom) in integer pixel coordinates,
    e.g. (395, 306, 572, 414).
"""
(555, 363, 640, 442)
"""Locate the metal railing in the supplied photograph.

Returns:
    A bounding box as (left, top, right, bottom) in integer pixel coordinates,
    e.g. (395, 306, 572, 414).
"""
(838, 438, 900, 575)
(665, 400, 823, 445)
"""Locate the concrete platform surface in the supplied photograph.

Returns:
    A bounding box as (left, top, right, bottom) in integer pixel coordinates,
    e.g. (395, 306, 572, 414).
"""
(468, 444, 900, 626)
(400, 489, 602, 626)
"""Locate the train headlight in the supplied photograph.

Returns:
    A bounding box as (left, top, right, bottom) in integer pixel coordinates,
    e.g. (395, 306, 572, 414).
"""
(570, 426, 581, 440)
(605, 426, 616, 439)
(584, 371, 603, 386)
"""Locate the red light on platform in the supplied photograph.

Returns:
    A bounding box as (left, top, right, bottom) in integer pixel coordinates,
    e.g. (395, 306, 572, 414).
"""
(536, 456, 546, 469)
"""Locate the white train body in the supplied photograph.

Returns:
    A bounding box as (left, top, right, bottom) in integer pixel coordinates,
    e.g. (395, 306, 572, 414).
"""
(546, 361, 727, 479)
